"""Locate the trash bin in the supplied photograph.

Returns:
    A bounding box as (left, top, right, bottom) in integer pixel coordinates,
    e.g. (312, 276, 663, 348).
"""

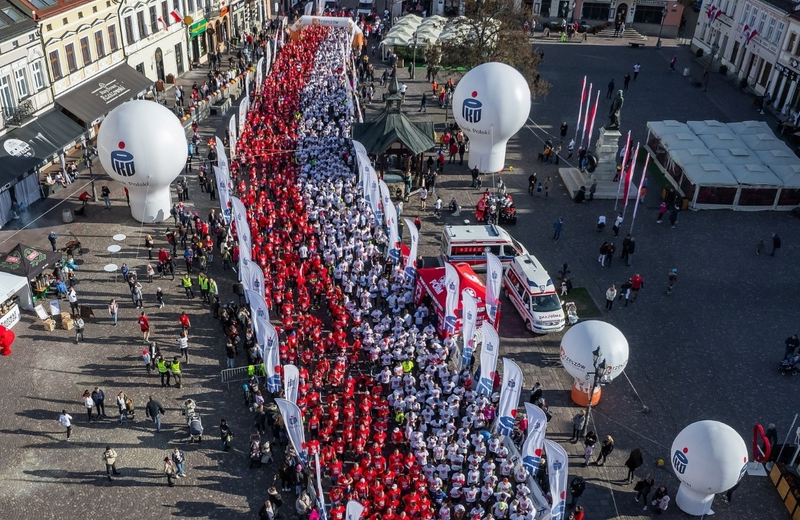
(683, 67, 691, 77)
(62, 208, 73, 223)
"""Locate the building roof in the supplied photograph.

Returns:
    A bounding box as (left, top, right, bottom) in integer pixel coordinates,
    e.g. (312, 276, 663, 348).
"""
(0, 0, 35, 41)
(352, 111, 436, 156)
(8, 0, 94, 21)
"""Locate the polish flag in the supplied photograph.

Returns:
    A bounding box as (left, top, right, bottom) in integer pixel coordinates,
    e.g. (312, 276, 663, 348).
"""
(170, 10, 183, 23)
(741, 24, 749, 37)
(158, 17, 168, 31)
(746, 29, 758, 47)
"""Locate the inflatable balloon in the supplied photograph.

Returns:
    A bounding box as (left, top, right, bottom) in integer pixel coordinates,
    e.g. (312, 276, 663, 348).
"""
(97, 100, 188, 223)
(671, 420, 748, 515)
(453, 62, 531, 173)
(0, 325, 15, 355)
(560, 320, 629, 406)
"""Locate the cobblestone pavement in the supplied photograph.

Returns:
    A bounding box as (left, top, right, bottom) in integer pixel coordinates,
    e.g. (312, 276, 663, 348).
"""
(0, 40, 795, 520)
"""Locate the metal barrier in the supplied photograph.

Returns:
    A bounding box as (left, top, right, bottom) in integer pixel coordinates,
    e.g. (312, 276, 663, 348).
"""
(220, 363, 265, 389)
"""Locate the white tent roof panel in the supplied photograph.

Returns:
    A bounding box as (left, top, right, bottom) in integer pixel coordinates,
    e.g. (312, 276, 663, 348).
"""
(727, 120, 773, 135)
(727, 163, 783, 186)
(769, 164, 800, 188)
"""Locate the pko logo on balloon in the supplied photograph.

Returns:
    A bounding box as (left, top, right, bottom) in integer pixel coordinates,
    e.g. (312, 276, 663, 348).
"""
(110, 142, 135, 177)
(462, 92, 483, 123)
(673, 449, 688, 474)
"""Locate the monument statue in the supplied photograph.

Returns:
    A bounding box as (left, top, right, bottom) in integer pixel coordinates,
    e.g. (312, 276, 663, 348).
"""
(606, 90, 624, 130)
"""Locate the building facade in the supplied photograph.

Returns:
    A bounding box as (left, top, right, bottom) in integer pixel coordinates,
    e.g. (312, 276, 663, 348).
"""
(118, 0, 187, 82)
(771, 12, 800, 114)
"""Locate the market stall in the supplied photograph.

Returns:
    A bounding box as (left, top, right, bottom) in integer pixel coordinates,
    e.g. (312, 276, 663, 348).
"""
(0, 243, 62, 302)
(646, 119, 800, 210)
(0, 271, 32, 329)
(414, 262, 488, 337)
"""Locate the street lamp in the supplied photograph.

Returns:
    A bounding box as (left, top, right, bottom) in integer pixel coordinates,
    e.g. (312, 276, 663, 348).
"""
(582, 346, 607, 434)
(704, 41, 719, 92)
(84, 147, 97, 202)
(656, 6, 667, 49)
(411, 31, 418, 80)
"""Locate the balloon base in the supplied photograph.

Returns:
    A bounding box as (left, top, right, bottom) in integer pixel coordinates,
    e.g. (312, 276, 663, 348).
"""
(571, 385, 601, 406)
(1, 346, 11, 356)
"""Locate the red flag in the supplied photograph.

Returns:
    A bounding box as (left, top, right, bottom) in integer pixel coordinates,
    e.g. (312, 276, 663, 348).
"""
(623, 143, 640, 203)
(586, 91, 601, 150)
(575, 76, 586, 143)
(169, 10, 183, 23)
(631, 154, 650, 223)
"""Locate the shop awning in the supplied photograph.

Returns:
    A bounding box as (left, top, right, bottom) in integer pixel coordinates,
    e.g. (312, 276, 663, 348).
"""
(0, 110, 85, 188)
(55, 64, 153, 126)
(0, 243, 62, 280)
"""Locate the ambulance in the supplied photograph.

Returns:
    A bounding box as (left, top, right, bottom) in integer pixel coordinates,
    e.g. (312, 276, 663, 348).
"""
(439, 225, 527, 271)
(503, 254, 565, 334)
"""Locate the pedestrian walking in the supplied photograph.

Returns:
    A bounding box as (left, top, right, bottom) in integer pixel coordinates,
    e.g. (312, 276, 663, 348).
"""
(145, 395, 166, 432)
(434, 196, 442, 217)
(605, 242, 616, 267)
(621, 235, 635, 266)
(771, 232, 782, 256)
(148, 341, 158, 371)
(569, 477, 586, 507)
(59, 409, 73, 440)
(612, 212, 623, 237)
(458, 142, 466, 164)
(589, 180, 597, 201)
(164, 457, 178, 487)
(569, 410, 586, 442)
(172, 447, 187, 477)
(91, 387, 106, 418)
(666, 268, 678, 294)
(157, 287, 164, 308)
(182, 274, 195, 299)
(570, 505, 585, 520)
(101, 186, 111, 209)
(651, 486, 670, 514)
(133, 281, 144, 309)
(74, 314, 85, 342)
(171, 356, 183, 388)
(620, 278, 632, 307)
(598, 241, 609, 266)
(669, 56, 677, 71)
(605, 285, 617, 310)
(419, 187, 428, 209)
(633, 63, 641, 80)
(67, 286, 79, 314)
(669, 203, 680, 228)
(757, 239, 765, 255)
(784, 334, 799, 360)
(623, 73, 631, 90)
(48, 231, 58, 252)
(722, 481, 741, 503)
(419, 92, 427, 112)
(631, 273, 644, 301)
(142, 349, 152, 373)
(552, 217, 564, 240)
(123, 187, 130, 206)
(82, 390, 95, 422)
(634, 473, 655, 504)
(544, 176, 552, 197)
(103, 446, 121, 480)
(156, 355, 171, 387)
(596, 435, 615, 465)
(177, 331, 189, 363)
(607, 79, 615, 98)
(584, 430, 598, 466)
(560, 122, 568, 141)
(108, 298, 118, 326)
(657, 201, 667, 223)
(179, 311, 191, 336)
(624, 448, 644, 483)
(529, 382, 543, 404)
(220, 419, 233, 451)
(528, 173, 538, 195)
(116, 391, 128, 423)
(138, 311, 151, 342)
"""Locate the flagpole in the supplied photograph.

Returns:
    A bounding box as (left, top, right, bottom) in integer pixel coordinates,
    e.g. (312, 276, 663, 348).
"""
(574, 76, 587, 144)
(614, 131, 632, 211)
(630, 154, 650, 234)
(621, 143, 640, 220)
(586, 91, 601, 151)
(580, 83, 593, 149)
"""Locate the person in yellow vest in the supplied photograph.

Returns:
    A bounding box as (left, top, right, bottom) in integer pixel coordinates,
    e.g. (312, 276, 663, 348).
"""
(198, 272, 209, 303)
(171, 356, 182, 388)
(402, 359, 414, 374)
(157, 355, 171, 387)
(182, 274, 194, 299)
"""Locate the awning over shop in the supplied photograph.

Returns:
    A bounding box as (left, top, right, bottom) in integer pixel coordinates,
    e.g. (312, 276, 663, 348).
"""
(0, 110, 85, 188)
(55, 63, 153, 126)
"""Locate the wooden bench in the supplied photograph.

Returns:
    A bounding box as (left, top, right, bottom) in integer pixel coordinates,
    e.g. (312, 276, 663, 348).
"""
(628, 42, 644, 48)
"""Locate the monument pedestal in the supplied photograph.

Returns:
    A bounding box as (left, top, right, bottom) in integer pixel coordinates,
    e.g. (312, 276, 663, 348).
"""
(558, 167, 637, 200)
(592, 127, 622, 181)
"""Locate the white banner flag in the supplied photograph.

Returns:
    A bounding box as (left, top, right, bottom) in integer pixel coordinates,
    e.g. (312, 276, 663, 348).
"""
(383, 188, 399, 264)
(230, 196, 251, 265)
(378, 180, 393, 224)
(241, 259, 264, 300)
(443, 262, 460, 335)
(256, 57, 264, 92)
(265, 42, 272, 74)
(477, 321, 499, 396)
(495, 358, 523, 436)
(228, 115, 237, 156)
(283, 364, 299, 403)
(213, 166, 232, 223)
(238, 94, 249, 134)
(485, 252, 503, 325)
(346, 501, 365, 520)
(258, 317, 281, 393)
(403, 218, 419, 282)
(246, 288, 269, 334)
(367, 167, 381, 221)
(215, 136, 229, 174)
(459, 289, 478, 372)
(275, 398, 308, 465)
(544, 440, 569, 520)
(315, 452, 327, 517)
(522, 402, 549, 477)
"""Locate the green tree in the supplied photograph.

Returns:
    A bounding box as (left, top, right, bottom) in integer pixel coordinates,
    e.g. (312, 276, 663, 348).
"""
(439, 0, 550, 98)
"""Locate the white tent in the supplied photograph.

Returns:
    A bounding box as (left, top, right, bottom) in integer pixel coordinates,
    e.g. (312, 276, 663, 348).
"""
(0, 271, 33, 311)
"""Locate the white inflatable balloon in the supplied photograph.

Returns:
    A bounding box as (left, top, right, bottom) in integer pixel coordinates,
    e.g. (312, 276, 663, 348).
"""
(671, 421, 748, 516)
(97, 100, 188, 223)
(453, 62, 531, 173)
(560, 320, 629, 382)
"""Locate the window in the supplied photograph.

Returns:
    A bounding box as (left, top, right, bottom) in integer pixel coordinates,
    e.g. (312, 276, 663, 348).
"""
(80, 36, 91, 65)
(161, 1, 169, 27)
(150, 6, 158, 33)
(78, 11, 83, 18)
(29, 0, 56, 8)
(65, 43, 78, 73)
(581, 2, 610, 21)
(740, 3, 750, 23)
(31, 60, 45, 90)
(93, 6, 97, 12)
(766, 18, 775, 41)
(46, 23, 52, 31)
(0, 75, 14, 111)
(137, 11, 147, 38)
(634, 5, 664, 24)
(62, 17, 67, 24)
(186, 0, 194, 13)
(775, 21, 785, 45)
(2, 7, 24, 21)
(108, 24, 119, 51)
(787, 32, 797, 53)
(175, 42, 184, 74)
(49, 50, 62, 79)
(0, 19, 6, 28)
(758, 12, 766, 33)
(125, 15, 135, 44)
(749, 7, 757, 27)
(95, 30, 105, 58)
(14, 68, 28, 98)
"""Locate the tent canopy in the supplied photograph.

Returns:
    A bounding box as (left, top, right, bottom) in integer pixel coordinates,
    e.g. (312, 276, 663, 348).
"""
(0, 271, 33, 310)
(414, 263, 488, 336)
(0, 243, 62, 280)
(381, 14, 498, 47)
(352, 112, 436, 155)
